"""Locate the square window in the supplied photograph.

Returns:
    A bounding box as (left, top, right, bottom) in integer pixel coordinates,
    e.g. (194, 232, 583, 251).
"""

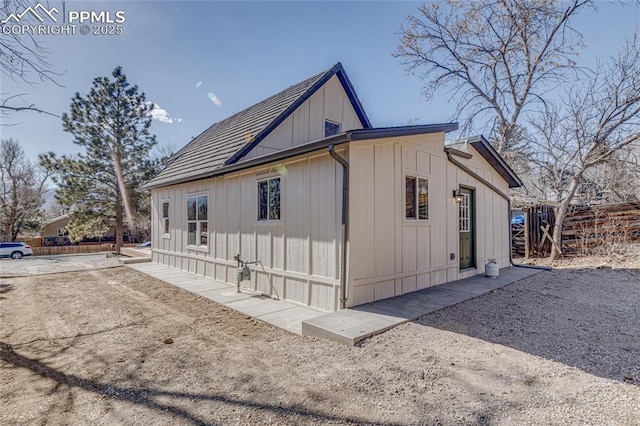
(324, 120, 341, 137)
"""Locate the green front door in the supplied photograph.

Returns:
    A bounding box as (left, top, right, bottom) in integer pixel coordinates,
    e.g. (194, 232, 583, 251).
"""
(459, 187, 475, 270)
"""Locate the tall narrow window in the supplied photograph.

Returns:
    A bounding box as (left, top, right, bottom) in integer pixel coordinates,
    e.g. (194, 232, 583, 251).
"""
(258, 177, 281, 221)
(405, 177, 416, 219)
(162, 201, 170, 235)
(405, 176, 429, 220)
(324, 120, 341, 137)
(459, 192, 470, 232)
(187, 195, 208, 247)
(417, 178, 428, 219)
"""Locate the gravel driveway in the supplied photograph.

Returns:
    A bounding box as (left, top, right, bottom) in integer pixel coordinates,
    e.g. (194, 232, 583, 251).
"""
(0, 253, 120, 277)
(1, 262, 638, 425)
(418, 266, 640, 385)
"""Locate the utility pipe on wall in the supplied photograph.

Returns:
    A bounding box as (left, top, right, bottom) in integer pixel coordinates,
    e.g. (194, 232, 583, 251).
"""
(328, 144, 349, 309)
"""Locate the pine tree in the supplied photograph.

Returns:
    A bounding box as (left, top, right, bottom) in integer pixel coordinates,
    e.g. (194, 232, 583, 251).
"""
(40, 67, 156, 254)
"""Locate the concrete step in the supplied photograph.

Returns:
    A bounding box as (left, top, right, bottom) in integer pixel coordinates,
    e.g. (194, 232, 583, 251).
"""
(302, 266, 544, 345)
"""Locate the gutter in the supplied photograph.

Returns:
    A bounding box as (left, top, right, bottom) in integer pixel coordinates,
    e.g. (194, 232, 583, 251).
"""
(144, 123, 458, 190)
(445, 148, 551, 271)
(144, 133, 351, 190)
(328, 144, 350, 309)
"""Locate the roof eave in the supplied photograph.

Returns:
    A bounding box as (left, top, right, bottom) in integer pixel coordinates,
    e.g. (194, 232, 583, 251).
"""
(467, 135, 522, 188)
(351, 123, 458, 140)
(334, 66, 371, 128)
(143, 133, 352, 190)
(144, 123, 460, 190)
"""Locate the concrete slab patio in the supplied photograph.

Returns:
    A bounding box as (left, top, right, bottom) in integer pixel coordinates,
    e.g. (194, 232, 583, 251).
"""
(302, 266, 544, 345)
(129, 262, 544, 344)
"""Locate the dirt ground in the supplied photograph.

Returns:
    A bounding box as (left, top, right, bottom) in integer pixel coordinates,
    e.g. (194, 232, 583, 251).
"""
(1, 257, 639, 425)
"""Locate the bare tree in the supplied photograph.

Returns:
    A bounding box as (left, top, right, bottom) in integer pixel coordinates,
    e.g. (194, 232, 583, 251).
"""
(0, 139, 50, 241)
(577, 147, 640, 203)
(395, 0, 591, 154)
(0, 0, 61, 119)
(528, 33, 640, 261)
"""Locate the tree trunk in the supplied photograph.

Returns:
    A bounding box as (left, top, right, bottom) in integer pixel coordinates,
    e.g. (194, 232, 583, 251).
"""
(549, 174, 583, 261)
(115, 197, 123, 255)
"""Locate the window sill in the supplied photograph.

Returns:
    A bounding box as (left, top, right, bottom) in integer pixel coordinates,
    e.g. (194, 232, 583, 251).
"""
(162, 234, 170, 239)
(255, 220, 283, 227)
(403, 219, 430, 225)
(186, 245, 209, 253)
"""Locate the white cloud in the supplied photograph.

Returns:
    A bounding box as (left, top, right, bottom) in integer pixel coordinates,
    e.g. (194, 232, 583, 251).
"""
(147, 102, 183, 124)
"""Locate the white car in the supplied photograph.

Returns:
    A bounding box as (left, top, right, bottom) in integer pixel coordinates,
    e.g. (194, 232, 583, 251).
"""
(0, 242, 34, 259)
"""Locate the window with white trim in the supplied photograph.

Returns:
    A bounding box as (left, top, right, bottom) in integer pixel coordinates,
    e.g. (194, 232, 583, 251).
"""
(258, 177, 281, 221)
(162, 200, 170, 235)
(405, 176, 429, 220)
(324, 120, 341, 137)
(459, 192, 471, 232)
(187, 195, 208, 247)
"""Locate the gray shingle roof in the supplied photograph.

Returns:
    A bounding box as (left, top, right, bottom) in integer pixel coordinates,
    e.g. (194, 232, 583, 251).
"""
(145, 63, 370, 189)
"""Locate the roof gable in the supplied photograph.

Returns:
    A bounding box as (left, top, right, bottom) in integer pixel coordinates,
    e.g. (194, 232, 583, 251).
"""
(447, 135, 522, 188)
(146, 63, 370, 189)
(43, 214, 69, 226)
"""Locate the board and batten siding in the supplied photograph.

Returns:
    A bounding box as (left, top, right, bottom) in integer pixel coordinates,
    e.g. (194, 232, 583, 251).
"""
(151, 150, 345, 311)
(347, 134, 510, 307)
(242, 75, 364, 161)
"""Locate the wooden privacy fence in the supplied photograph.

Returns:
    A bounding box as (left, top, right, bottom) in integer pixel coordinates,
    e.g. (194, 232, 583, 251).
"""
(512, 202, 640, 258)
(562, 202, 640, 255)
(511, 223, 525, 257)
(33, 244, 114, 256)
(17, 237, 43, 247)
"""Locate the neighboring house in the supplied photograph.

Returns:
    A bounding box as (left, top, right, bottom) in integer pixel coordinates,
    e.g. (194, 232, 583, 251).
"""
(41, 215, 71, 246)
(41, 214, 133, 245)
(144, 63, 521, 312)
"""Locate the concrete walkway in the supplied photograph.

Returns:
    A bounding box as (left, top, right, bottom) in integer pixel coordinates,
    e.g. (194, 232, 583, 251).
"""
(128, 262, 544, 345)
(126, 262, 324, 335)
(302, 266, 543, 345)
(120, 247, 152, 264)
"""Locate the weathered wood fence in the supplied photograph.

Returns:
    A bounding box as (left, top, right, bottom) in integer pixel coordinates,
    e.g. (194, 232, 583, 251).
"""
(512, 202, 640, 258)
(32, 244, 114, 256)
(30, 243, 139, 256)
(562, 202, 640, 255)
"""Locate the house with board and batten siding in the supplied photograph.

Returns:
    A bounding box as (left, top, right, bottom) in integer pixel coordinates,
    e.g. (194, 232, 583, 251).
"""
(144, 63, 522, 312)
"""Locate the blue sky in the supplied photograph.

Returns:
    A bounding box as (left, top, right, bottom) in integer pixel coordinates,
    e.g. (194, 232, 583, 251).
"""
(1, 1, 639, 162)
